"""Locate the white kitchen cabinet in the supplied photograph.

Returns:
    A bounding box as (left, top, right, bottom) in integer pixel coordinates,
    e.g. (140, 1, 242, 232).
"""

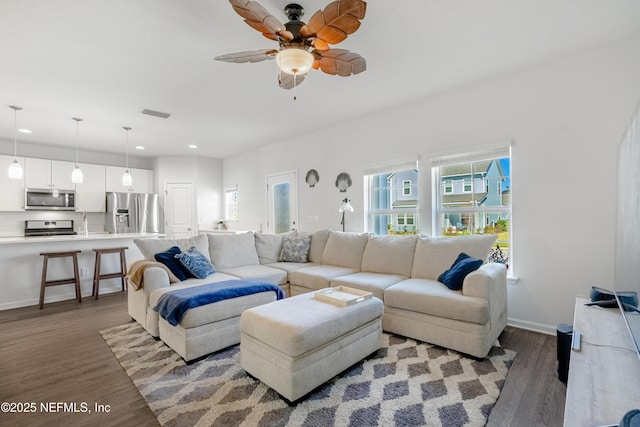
(25, 158, 75, 190)
(0, 155, 26, 211)
(74, 163, 106, 212)
(105, 166, 153, 193)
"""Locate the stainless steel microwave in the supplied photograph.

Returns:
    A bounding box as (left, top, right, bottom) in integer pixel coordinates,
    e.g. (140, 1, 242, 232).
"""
(24, 188, 76, 211)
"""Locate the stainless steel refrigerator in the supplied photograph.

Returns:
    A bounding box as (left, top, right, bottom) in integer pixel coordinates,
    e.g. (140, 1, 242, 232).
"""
(105, 192, 160, 234)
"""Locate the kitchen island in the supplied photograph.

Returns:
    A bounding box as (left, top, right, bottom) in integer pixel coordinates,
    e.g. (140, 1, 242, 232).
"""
(0, 233, 163, 310)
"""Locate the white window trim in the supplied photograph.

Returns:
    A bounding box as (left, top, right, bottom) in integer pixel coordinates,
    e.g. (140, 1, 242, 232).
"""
(431, 141, 514, 275)
(364, 156, 420, 234)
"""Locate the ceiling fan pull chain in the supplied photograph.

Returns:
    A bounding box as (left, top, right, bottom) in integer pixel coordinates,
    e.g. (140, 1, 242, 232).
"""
(293, 73, 298, 101)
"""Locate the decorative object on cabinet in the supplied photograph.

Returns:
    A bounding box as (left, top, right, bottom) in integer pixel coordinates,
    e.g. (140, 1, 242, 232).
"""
(335, 172, 352, 192)
(338, 197, 354, 231)
(305, 169, 319, 187)
(7, 105, 23, 180)
(122, 126, 132, 187)
(70, 117, 84, 184)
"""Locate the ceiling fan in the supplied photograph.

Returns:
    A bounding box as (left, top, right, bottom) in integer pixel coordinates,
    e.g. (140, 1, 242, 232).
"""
(215, 0, 367, 90)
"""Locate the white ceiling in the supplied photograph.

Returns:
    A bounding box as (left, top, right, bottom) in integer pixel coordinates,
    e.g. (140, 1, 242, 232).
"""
(1, 0, 639, 159)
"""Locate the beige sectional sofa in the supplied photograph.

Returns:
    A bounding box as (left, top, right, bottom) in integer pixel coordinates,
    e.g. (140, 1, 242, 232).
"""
(128, 229, 507, 358)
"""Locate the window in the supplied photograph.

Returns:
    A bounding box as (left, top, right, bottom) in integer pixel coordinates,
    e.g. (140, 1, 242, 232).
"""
(432, 144, 512, 267)
(403, 180, 412, 196)
(224, 186, 238, 221)
(365, 158, 419, 236)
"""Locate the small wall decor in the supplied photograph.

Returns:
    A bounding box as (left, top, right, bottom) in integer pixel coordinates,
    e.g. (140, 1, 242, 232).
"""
(335, 172, 352, 192)
(305, 169, 319, 187)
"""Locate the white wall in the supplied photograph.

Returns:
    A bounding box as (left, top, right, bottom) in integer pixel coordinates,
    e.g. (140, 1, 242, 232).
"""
(154, 155, 223, 233)
(224, 35, 640, 333)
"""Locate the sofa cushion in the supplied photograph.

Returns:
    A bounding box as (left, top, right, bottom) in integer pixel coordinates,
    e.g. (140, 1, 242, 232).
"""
(208, 232, 259, 270)
(136, 234, 209, 261)
(255, 232, 287, 265)
(322, 231, 369, 269)
(154, 246, 192, 281)
(279, 234, 311, 263)
(176, 247, 216, 279)
(289, 265, 360, 291)
(438, 252, 483, 291)
(307, 229, 330, 264)
(361, 235, 417, 276)
(331, 272, 408, 301)
(217, 265, 288, 285)
(384, 278, 489, 324)
(411, 234, 497, 280)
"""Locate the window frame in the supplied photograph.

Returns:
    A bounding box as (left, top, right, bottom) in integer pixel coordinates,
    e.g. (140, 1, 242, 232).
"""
(431, 143, 513, 272)
(224, 185, 238, 222)
(364, 157, 420, 236)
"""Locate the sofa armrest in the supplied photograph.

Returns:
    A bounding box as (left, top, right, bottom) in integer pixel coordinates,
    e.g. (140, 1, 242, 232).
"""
(462, 263, 508, 334)
(462, 263, 507, 300)
(141, 267, 172, 305)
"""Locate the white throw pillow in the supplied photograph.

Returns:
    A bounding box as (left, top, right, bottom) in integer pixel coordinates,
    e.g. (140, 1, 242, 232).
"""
(361, 235, 418, 276)
(321, 231, 370, 269)
(410, 234, 497, 280)
(208, 232, 259, 269)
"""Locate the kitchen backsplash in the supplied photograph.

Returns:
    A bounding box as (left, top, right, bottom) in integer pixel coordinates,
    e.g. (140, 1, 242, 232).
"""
(0, 211, 106, 237)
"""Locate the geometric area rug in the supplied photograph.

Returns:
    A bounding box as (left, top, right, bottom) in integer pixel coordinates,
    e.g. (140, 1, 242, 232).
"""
(100, 322, 516, 427)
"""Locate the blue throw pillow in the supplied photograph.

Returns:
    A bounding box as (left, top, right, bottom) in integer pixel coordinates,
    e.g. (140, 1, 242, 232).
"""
(154, 246, 192, 281)
(175, 247, 216, 279)
(438, 252, 483, 291)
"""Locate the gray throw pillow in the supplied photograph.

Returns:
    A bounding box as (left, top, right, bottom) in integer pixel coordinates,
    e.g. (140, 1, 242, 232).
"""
(279, 235, 311, 263)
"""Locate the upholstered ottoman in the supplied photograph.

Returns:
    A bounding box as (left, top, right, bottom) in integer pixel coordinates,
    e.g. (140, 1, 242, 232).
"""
(155, 280, 284, 362)
(240, 290, 384, 402)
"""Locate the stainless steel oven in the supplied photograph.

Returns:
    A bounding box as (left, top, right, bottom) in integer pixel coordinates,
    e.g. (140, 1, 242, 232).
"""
(24, 188, 76, 211)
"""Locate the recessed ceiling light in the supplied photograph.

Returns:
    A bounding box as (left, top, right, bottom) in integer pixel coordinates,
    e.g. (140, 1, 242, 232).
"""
(18, 128, 32, 134)
(135, 146, 145, 150)
(188, 144, 198, 149)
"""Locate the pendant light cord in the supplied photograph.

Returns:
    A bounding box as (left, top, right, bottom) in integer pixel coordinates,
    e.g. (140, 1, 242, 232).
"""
(12, 107, 18, 159)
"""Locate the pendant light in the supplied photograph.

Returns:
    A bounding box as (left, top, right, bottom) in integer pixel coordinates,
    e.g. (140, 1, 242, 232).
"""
(71, 117, 83, 184)
(7, 106, 23, 180)
(122, 126, 132, 187)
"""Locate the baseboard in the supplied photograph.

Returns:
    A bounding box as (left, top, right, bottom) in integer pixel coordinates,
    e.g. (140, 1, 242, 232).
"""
(507, 317, 557, 336)
(0, 286, 124, 311)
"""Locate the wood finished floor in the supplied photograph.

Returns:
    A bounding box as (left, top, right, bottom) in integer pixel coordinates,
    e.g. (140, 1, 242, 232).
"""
(0, 293, 566, 427)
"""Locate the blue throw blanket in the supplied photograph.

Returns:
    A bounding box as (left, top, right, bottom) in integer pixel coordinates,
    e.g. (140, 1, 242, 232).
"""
(153, 279, 284, 326)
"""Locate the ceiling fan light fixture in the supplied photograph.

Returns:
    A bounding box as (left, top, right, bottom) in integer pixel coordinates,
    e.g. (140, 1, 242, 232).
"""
(276, 48, 314, 75)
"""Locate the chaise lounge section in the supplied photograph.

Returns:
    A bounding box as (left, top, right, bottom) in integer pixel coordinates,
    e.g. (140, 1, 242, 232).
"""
(128, 229, 507, 359)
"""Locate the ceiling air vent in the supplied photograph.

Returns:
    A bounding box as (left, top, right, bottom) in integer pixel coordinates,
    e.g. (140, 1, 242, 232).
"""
(141, 109, 171, 119)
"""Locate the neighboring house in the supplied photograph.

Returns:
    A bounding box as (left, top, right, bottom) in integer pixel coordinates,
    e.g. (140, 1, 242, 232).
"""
(370, 169, 419, 235)
(440, 159, 508, 232)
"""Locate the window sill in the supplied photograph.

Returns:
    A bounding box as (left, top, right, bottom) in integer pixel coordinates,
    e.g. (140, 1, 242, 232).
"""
(507, 276, 519, 286)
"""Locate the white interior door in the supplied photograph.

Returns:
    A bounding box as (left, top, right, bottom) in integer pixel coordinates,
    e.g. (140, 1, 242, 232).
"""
(267, 171, 298, 234)
(165, 182, 195, 238)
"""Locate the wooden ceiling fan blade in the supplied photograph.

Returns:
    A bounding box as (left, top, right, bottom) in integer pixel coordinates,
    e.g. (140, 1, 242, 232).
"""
(305, 0, 367, 47)
(318, 49, 366, 76)
(228, 0, 293, 41)
(278, 72, 306, 90)
(214, 49, 278, 63)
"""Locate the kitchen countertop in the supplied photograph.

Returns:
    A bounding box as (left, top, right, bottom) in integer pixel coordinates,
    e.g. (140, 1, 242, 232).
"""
(0, 232, 164, 245)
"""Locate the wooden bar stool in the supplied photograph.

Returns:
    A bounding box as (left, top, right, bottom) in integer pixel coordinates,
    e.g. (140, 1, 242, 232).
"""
(39, 251, 82, 310)
(92, 247, 128, 300)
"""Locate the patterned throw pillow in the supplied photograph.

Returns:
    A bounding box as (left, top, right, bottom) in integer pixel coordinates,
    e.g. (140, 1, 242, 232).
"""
(154, 246, 192, 281)
(175, 247, 216, 279)
(279, 235, 311, 263)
